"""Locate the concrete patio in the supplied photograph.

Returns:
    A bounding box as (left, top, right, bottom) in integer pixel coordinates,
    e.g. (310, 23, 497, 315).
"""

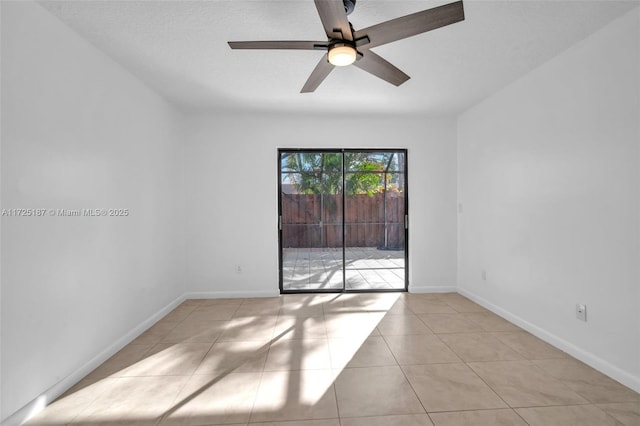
(282, 247, 405, 291)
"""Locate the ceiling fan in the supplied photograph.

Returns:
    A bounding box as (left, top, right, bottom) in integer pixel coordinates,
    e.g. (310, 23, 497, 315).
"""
(228, 0, 465, 93)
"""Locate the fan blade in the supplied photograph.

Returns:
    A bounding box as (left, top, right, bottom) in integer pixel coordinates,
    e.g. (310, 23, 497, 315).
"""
(354, 1, 464, 49)
(301, 55, 334, 93)
(228, 41, 328, 50)
(353, 50, 410, 86)
(314, 0, 353, 41)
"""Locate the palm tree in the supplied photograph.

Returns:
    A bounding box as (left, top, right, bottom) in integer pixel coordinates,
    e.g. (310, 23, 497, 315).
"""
(283, 152, 391, 197)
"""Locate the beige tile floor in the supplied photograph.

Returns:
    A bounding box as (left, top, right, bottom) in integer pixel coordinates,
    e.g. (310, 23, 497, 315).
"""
(27, 293, 640, 426)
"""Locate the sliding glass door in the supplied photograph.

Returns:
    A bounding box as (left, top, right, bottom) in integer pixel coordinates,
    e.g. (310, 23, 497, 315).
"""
(279, 149, 407, 293)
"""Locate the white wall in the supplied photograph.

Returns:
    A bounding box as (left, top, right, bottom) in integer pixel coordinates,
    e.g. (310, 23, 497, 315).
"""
(184, 113, 458, 296)
(1, 1, 185, 421)
(458, 8, 640, 391)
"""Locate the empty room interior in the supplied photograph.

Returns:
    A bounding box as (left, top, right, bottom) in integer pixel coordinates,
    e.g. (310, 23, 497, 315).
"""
(1, 0, 640, 425)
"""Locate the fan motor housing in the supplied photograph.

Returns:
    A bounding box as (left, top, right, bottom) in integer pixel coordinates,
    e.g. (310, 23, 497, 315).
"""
(344, 0, 356, 15)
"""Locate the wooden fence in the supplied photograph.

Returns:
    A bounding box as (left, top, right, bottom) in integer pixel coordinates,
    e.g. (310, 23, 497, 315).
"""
(281, 192, 405, 248)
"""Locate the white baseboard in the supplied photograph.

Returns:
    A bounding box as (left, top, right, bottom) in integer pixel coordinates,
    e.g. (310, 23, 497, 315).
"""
(3, 294, 186, 426)
(458, 287, 640, 394)
(409, 285, 457, 293)
(185, 290, 280, 299)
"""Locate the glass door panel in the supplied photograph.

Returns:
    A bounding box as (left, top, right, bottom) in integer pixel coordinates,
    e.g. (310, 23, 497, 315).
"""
(344, 151, 406, 290)
(280, 151, 344, 291)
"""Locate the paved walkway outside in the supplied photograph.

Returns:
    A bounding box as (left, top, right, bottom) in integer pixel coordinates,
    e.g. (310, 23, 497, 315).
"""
(282, 247, 405, 291)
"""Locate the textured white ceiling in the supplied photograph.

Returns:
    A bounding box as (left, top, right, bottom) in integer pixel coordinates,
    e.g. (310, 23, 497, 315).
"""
(39, 0, 638, 115)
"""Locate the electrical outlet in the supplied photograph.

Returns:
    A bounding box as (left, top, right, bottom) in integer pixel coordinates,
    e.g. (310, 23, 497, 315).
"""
(576, 304, 587, 321)
(481, 270, 487, 281)
(236, 265, 242, 274)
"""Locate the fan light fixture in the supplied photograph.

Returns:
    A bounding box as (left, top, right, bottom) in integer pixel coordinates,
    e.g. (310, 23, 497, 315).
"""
(228, 0, 466, 92)
(328, 44, 356, 66)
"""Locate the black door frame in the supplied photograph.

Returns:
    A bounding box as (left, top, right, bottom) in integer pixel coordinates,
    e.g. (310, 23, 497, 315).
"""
(278, 148, 409, 294)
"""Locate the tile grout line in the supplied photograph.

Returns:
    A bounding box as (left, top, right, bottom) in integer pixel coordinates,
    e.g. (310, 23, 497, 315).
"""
(377, 325, 431, 420)
(156, 298, 240, 425)
(442, 296, 608, 426)
(442, 299, 531, 424)
(59, 303, 202, 426)
(404, 299, 525, 424)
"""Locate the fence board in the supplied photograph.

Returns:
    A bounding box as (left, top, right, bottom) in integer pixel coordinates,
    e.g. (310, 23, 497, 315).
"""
(282, 193, 405, 248)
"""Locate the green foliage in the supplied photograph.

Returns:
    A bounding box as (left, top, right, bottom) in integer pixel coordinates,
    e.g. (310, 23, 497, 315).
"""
(284, 152, 342, 196)
(283, 152, 395, 197)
